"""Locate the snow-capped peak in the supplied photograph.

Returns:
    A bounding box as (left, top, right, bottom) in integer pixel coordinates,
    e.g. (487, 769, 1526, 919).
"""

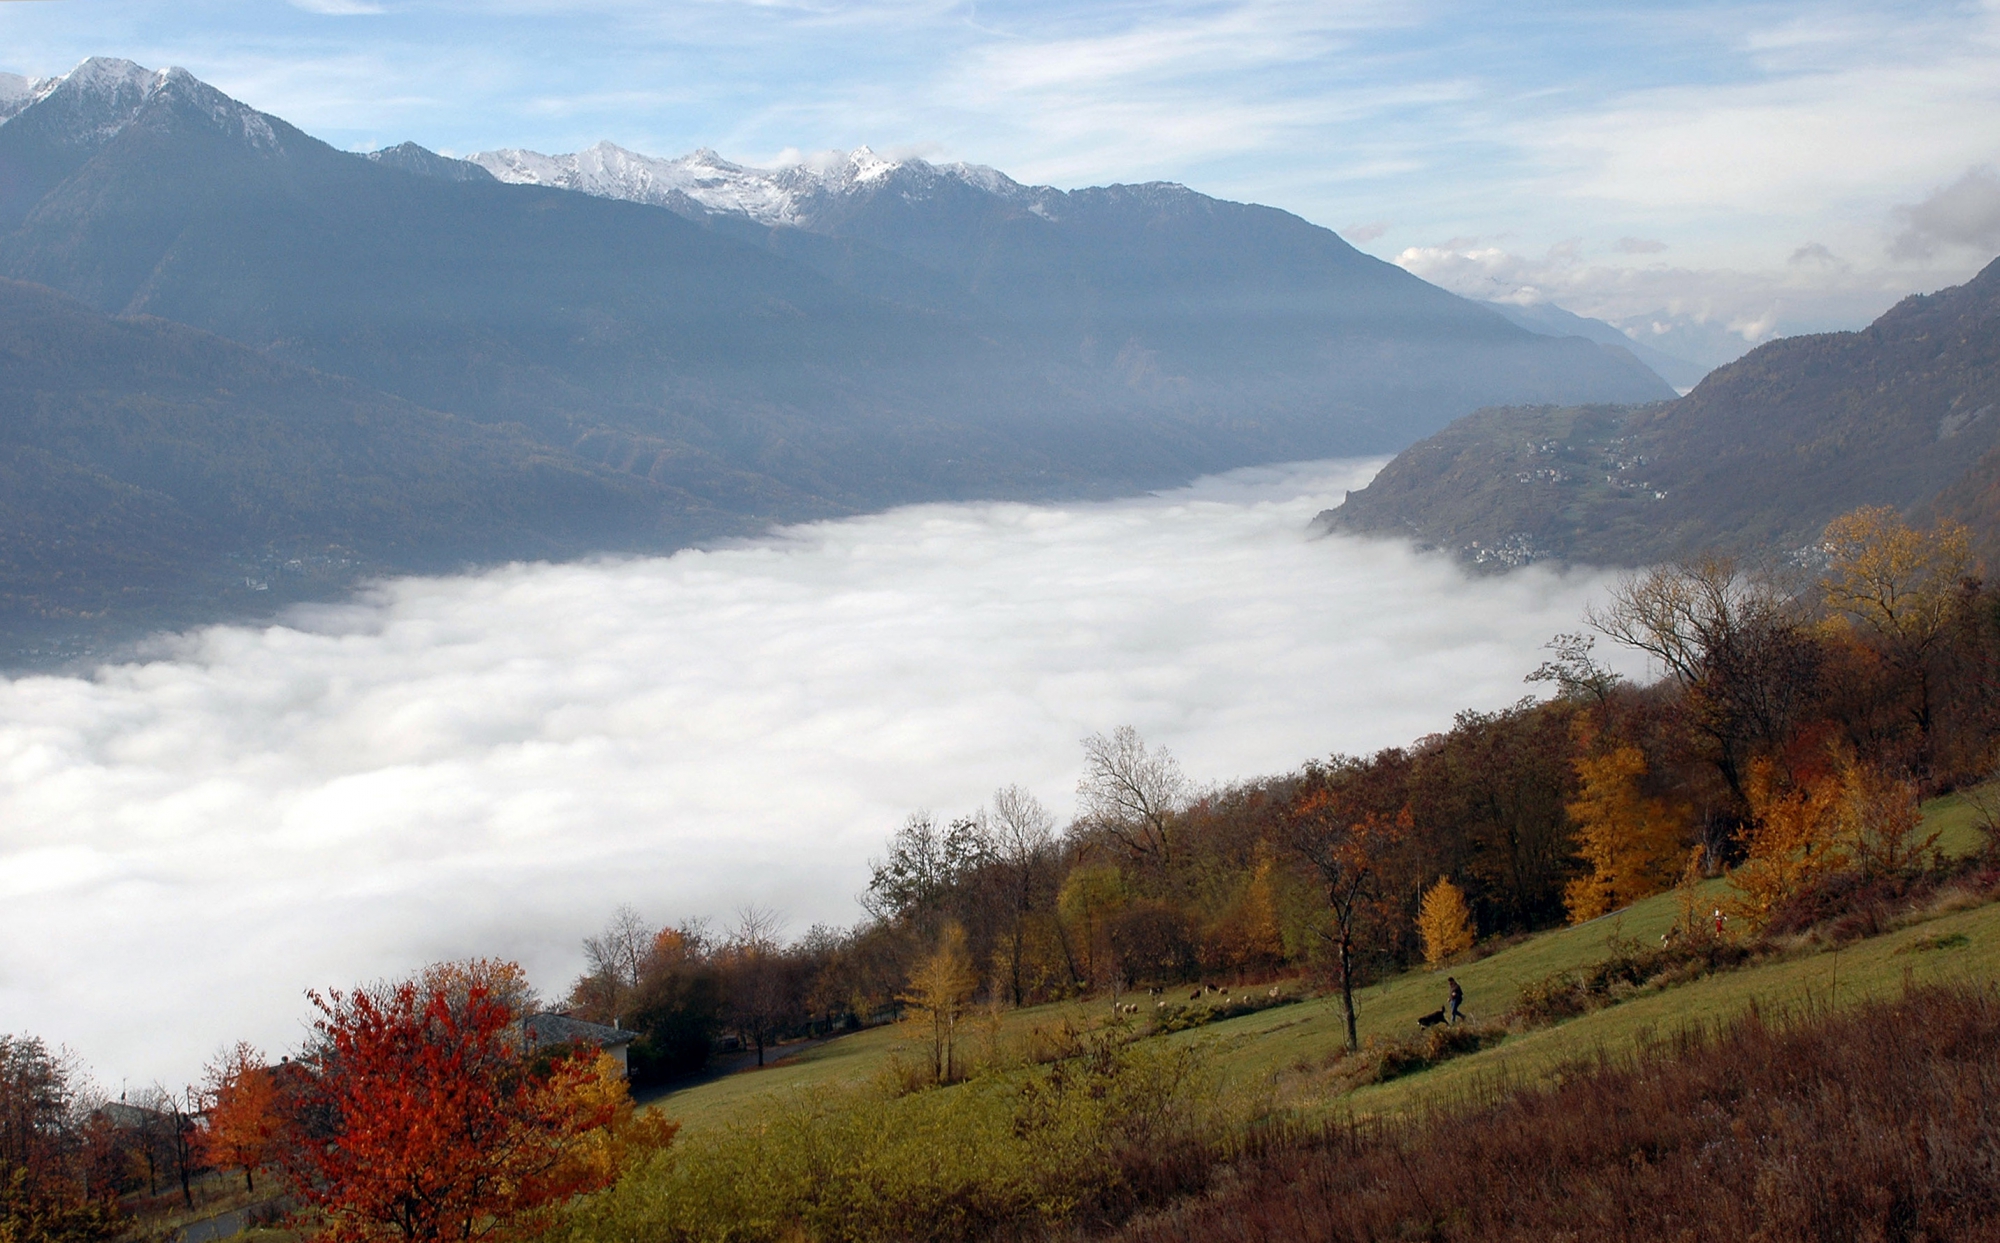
(468, 141, 1050, 228)
(0, 57, 280, 150)
(0, 71, 59, 124)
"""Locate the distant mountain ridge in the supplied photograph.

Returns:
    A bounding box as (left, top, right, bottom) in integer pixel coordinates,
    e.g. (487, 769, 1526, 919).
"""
(0, 56, 1675, 658)
(1321, 256, 2000, 570)
(1481, 300, 1710, 392)
(466, 143, 1021, 229)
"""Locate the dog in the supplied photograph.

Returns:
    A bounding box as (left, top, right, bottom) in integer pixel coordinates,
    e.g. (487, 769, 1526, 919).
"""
(1416, 1008, 1448, 1029)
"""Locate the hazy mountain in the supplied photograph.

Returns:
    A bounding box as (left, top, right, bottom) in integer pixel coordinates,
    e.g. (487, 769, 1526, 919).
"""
(469, 140, 1679, 427)
(1481, 299, 1710, 392)
(0, 57, 1677, 654)
(1319, 256, 2000, 570)
(0, 278, 707, 656)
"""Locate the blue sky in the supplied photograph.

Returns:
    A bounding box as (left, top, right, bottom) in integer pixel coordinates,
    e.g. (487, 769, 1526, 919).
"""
(4, 0, 1998, 365)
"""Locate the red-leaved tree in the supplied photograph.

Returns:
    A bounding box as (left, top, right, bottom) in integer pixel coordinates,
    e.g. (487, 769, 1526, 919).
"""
(277, 975, 620, 1243)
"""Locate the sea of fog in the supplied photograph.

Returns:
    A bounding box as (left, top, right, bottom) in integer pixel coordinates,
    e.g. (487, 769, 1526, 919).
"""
(0, 458, 1646, 1087)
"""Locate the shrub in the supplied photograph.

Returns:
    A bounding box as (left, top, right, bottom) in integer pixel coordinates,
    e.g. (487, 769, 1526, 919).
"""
(1340, 1021, 1506, 1088)
(1110, 984, 2000, 1242)
(1511, 939, 1754, 1026)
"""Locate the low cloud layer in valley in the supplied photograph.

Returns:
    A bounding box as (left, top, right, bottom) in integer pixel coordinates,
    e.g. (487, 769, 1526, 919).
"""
(0, 460, 1640, 1086)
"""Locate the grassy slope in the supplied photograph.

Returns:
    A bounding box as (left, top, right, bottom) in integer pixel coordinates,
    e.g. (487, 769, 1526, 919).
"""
(647, 794, 1998, 1134)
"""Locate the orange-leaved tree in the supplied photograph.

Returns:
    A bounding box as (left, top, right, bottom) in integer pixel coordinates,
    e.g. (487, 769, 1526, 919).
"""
(1417, 876, 1474, 968)
(1728, 761, 1847, 931)
(277, 969, 628, 1243)
(199, 1042, 281, 1194)
(1563, 740, 1686, 923)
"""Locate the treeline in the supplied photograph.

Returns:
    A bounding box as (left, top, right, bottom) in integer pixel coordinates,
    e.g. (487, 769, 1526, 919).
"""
(566, 504, 2000, 1074)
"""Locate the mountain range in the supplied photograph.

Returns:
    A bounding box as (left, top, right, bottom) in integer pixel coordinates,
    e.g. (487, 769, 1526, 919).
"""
(1320, 256, 2000, 570)
(0, 56, 1674, 660)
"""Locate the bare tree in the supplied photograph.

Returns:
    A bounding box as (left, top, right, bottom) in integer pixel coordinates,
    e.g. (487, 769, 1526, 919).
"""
(1524, 632, 1623, 704)
(583, 904, 653, 993)
(1077, 726, 1191, 868)
(990, 785, 1056, 1005)
(724, 905, 792, 1066)
(1589, 559, 1821, 822)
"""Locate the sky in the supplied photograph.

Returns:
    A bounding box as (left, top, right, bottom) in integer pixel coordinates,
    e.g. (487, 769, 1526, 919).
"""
(0, 460, 1645, 1085)
(2, 1, 1998, 366)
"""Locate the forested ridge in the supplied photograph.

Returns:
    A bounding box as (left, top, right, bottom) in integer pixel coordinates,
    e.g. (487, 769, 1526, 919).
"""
(1325, 253, 2000, 571)
(10, 500, 2000, 1242)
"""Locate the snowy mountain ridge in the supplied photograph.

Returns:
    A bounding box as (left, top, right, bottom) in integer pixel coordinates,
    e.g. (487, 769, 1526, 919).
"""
(0, 56, 280, 151)
(0, 71, 58, 124)
(468, 141, 1066, 227)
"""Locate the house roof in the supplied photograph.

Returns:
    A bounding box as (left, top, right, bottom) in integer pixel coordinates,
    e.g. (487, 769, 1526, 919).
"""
(521, 1012, 636, 1049)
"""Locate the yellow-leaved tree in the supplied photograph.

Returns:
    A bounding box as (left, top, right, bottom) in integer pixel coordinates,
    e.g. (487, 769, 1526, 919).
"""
(899, 923, 979, 1085)
(1417, 876, 1474, 967)
(1210, 855, 1286, 973)
(1838, 756, 1937, 878)
(1729, 761, 1848, 931)
(1563, 741, 1687, 923)
(1820, 506, 1973, 753)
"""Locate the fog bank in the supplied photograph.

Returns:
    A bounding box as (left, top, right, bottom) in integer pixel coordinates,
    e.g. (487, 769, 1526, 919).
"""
(0, 459, 1638, 1085)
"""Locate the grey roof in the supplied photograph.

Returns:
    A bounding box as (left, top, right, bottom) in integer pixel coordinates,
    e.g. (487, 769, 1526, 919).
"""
(522, 1012, 636, 1049)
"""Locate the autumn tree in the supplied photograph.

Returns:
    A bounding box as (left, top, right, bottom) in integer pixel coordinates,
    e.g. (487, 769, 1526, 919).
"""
(1208, 855, 1285, 974)
(1563, 740, 1687, 922)
(898, 924, 979, 1085)
(1836, 756, 1938, 877)
(623, 926, 724, 1080)
(277, 967, 623, 1243)
(988, 785, 1057, 1005)
(719, 907, 797, 1067)
(1056, 864, 1127, 988)
(198, 1044, 279, 1193)
(0, 1034, 121, 1243)
(1417, 876, 1474, 967)
(1283, 763, 1409, 1050)
(1590, 559, 1821, 819)
(1821, 506, 1975, 757)
(1728, 762, 1848, 931)
(1077, 726, 1192, 870)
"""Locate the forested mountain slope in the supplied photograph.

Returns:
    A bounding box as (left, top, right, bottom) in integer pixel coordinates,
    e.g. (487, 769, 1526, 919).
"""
(0, 279, 691, 646)
(1321, 256, 2000, 568)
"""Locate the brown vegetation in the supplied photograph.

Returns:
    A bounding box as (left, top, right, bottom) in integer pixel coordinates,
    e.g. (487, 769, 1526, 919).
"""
(1108, 984, 2000, 1243)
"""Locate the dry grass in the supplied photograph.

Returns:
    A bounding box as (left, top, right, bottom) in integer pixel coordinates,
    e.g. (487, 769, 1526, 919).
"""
(1109, 983, 2000, 1243)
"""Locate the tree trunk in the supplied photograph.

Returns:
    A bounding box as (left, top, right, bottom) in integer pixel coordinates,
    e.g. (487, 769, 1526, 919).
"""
(1340, 930, 1358, 1052)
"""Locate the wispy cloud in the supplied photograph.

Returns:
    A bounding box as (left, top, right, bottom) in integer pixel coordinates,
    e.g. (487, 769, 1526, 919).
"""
(0, 461, 1633, 1086)
(288, 0, 386, 14)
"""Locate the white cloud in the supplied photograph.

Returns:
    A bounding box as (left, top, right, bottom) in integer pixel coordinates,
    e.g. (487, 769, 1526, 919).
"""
(0, 460, 1635, 1087)
(1393, 238, 1950, 368)
(1892, 166, 2000, 261)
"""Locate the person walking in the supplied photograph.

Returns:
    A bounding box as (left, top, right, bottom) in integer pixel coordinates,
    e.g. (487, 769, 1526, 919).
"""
(1446, 976, 1463, 1025)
